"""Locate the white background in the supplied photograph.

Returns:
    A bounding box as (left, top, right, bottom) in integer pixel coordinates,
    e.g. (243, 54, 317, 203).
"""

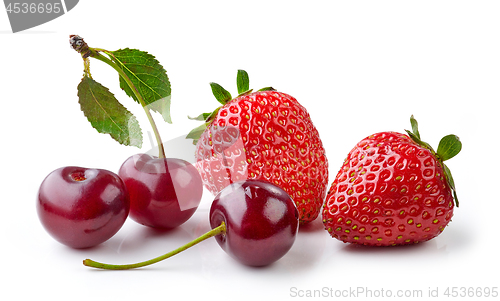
(1, 1, 499, 300)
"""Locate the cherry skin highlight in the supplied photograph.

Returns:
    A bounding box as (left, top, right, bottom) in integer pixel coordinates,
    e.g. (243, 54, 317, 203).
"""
(210, 179, 299, 266)
(118, 154, 203, 229)
(37, 166, 130, 249)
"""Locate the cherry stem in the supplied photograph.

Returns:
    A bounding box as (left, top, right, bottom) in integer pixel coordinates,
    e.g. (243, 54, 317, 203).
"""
(87, 47, 166, 158)
(83, 222, 226, 270)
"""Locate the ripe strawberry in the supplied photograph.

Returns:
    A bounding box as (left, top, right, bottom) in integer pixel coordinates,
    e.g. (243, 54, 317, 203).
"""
(322, 116, 461, 246)
(188, 70, 329, 224)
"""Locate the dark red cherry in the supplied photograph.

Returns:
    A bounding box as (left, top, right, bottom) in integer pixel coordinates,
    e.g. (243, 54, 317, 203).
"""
(118, 154, 203, 229)
(83, 179, 299, 269)
(210, 180, 299, 266)
(37, 166, 130, 249)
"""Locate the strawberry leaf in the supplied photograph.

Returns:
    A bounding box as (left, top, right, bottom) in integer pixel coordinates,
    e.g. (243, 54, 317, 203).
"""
(237, 70, 250, 94)
(443, 163, 459, 207)
(405, 129, 435, 154)
(406, 116, 435, 154)
(210, 82, 232, 105)
(111, 49, 172, 123)
(437, 134, 462, 161)
(410, 115, 421, 139)
(186, 123, 207, 145)
(77, 76, 143, 147)
(188, 112, 213, 121)
(257, 87, 276, 92)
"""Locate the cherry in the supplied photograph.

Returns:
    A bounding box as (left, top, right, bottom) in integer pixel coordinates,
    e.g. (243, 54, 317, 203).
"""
(209, 179, 300, 266)
(118, 154, 203, 229)
(83, 179, 299, 269)
(37, 166, 130, 249)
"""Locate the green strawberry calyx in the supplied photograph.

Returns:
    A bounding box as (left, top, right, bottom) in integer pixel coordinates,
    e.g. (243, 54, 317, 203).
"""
(404, 115, 462, 207)
(186, 70, 274, 144)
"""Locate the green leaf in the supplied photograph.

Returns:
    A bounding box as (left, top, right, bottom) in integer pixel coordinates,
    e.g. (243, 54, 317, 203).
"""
(111, 49, 172, 123)
(410, 115, 421, 140)
(237, 70, 250, 94)
(77, 76, 142, 147)
(257, 86, 276, 92)
(186, 123, 208, 145)
(405, 129, 419, 143)
(188, 106, 221, 122)
(443, 163, 459, 207)
(437, 134, 462, 161)
(237, 89, 254, 97)
(405, 129, 434, 152)
(188, 112, 212, 121)
(210, 82, 232, 105)
(406, 115, 435, 154)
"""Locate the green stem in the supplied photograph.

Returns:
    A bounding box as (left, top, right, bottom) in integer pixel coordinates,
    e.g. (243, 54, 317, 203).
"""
(88, 48, 166, 158)
(83, 222, 226, 270)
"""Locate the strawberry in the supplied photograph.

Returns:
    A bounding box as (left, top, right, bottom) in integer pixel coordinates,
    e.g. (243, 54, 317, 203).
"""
(322, 116, 461, 246)
(188, 70, 329, 224)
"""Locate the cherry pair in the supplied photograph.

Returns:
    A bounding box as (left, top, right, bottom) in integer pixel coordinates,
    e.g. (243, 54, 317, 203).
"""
(36, 154, 202, 248)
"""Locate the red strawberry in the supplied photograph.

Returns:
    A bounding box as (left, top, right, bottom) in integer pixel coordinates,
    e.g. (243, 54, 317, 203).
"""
(322, 116, 461, 246)
(188, 70, 329, 224)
